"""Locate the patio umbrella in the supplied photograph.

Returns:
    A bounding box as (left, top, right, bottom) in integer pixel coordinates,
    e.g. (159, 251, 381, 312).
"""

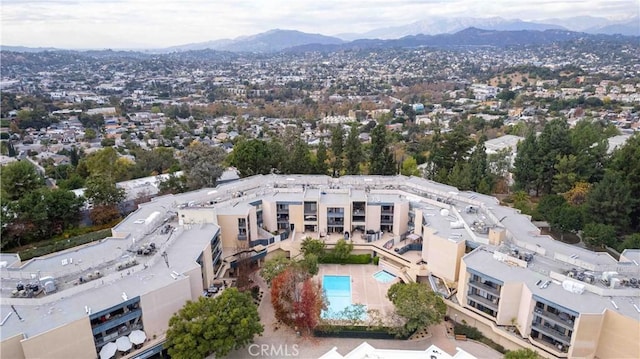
(99, 342, 117, 359)
(116, 336, 133, 352)
(129, 329, 147, 345)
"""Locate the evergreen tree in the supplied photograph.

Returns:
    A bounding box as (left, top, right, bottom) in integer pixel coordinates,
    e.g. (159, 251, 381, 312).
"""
(369, 124, 395, 175)
(314, 139, 329, 175)
(344, 125, 363, 175)
(330, 126, 344, 177)
(586, 170, 633, 231)
(286, 138, 312, 174)
(535, 119, 572, 195)
(468, 136, 489, 191)
(513, 130, 539, 194)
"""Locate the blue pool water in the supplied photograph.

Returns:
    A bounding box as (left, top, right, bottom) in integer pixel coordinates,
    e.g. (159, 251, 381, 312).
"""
(373, 270, 396, 283)
(322, 275, 352, 318)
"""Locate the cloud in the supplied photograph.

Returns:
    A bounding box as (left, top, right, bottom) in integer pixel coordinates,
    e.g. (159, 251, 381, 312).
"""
(1, 0, 637, 48)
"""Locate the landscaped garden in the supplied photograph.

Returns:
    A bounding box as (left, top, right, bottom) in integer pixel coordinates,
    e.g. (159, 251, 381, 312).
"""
(260, 236, 447, 339)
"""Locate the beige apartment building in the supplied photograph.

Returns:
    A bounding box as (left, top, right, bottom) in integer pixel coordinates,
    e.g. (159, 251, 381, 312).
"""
(1, 175, 639, 359)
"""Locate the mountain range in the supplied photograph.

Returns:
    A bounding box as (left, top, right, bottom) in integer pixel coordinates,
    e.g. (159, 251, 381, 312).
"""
(2, 15, 637, 54)
(156, 15, 637, 53)
(336, 15, 639, 40)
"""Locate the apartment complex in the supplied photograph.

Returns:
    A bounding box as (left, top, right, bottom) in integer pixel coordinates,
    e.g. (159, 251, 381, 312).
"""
(1, 175, 639, 359)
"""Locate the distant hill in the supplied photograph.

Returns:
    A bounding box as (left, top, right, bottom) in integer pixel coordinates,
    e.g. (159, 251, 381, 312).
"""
(336, 17, 565, 40)
(0, 45, 59, 53)
(288, 28, 637, 53)
(159, 29, 344, 53)
(585, 17, 640, 36)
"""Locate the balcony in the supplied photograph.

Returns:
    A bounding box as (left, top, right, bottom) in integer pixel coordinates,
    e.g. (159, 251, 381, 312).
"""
(531, 323, 572, 345)
(276, 207, 288, 214)
(468, 293, 499, 310)
(92, 309, 142, 335)
(277, 215, 289, 223)
(380, 216, 394, 224)
(468, 280, 501, 296)
(534, 310, 575, 331)
(237, 234, 248, 241)
(304, 209, 317, 215)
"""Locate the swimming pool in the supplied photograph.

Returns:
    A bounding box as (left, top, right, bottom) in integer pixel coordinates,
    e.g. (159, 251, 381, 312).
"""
(373, 270, 396, 283)
(322, 275, 352, 318)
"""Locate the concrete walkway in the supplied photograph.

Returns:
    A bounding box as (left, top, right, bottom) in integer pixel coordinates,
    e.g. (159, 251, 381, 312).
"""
(224, 271, 502, 359)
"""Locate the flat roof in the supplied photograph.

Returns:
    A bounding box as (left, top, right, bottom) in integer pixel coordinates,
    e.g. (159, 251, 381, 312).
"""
(0, 224, 218, 339)
(463, 248, 640, 318)
(3, 174, 639, 341)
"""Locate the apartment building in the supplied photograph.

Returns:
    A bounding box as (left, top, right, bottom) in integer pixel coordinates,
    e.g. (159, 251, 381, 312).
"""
(1, 175, 638, 359)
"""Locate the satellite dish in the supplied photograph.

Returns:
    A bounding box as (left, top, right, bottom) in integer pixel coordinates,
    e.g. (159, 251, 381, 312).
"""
(440, 208, 450, 217)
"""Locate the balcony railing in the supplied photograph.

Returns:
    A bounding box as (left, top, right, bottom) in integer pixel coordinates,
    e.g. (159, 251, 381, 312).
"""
(468, 280, 501, 296)
(534, 311, 575, 331)
(468, 293, 499, 310)
(237, 234, 248, 241)
(531, 323, 572, 345)
(92, 309, 142, 335)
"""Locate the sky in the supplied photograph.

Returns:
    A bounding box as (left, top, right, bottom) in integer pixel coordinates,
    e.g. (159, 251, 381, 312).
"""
(1, 0, 638, 49)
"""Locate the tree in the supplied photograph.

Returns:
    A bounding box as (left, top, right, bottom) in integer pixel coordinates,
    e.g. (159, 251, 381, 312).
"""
(582, 223, 617, 248)
(1, 160, 44, 201)
(314, 139, 329, 175)
(332, 238, 353, 260)
(564, 181, 591, 206)
(536, 195, 567, 224)
(468, 136, 489, 191)
(165, 288, 263, 359)
(552, 155, 579, 194)
(180, 141, 226, 190)
(607, 133, 640, 231)
(133, 147, 177, 176)
(260, 256, 292, 285)
(619, 233, 640, 251)
(504, 348, 540, 359)
(513, 130, 539, 194)
(230, 139, 278, 177)
(586, 170, 632, 231)
(400, 156, 420, 176)
(270, 267, 325, 334)
(84, 147, 133, 182)
(300, 237, 326, 258)
(387, 282, 446, 337)
(447, 162, 472, 191)
(285, 138, 312, 174)
(298, 253, 319, 276)
(84, 175, 125, 206)
(330, 126, 344, 176)
(158, 172, 188, 195)
(344, 125, 363, 175)
(488, 147, 512, 193)
(535, 119, 572, 195)
(369, 124, 395, 175)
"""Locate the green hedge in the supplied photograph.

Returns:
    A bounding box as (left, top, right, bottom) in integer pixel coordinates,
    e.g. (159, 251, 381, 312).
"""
(19, 229, 113, 261)
(373, 256, 380, 265)
(314, 324, 408, 339)
(319, 253, 372, 264)
(453, 323, 506, 353)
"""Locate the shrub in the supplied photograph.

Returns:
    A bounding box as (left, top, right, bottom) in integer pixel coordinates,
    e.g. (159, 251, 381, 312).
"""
(373, 256, 380, 265)
(19, 228, 113, 261)
(453, 323, 483, 340)
(319, 253, 371, 264)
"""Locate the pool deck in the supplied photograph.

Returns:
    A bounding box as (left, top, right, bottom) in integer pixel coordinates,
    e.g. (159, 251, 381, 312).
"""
(223, 268, 503, 359)
(316, 264, 397, 323)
